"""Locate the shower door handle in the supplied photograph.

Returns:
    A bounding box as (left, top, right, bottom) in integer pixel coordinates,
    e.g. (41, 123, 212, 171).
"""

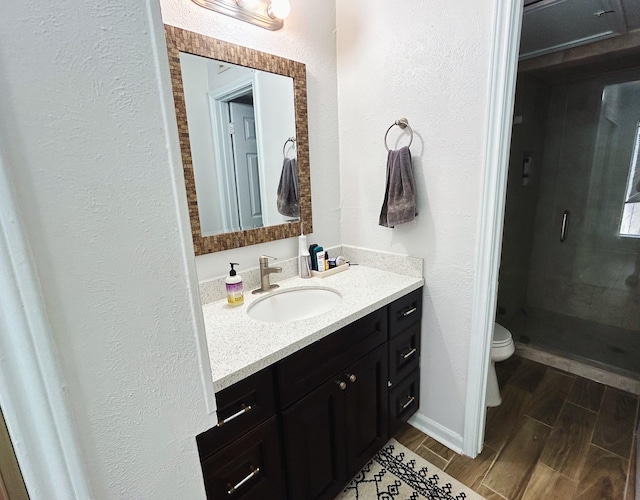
(560, 210, 570, 242)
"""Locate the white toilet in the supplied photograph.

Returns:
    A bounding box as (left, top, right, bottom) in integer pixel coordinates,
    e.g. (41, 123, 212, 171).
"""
(486, 323, 515, 407)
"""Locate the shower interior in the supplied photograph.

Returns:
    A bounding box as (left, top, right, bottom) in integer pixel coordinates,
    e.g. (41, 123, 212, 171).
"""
(498, 60, 640, 381)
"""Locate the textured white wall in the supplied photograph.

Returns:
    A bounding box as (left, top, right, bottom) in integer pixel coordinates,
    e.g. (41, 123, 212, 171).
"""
(336, 0, 497, 436)
(160, 0, 341, 281)
(0, 1, 212, 498)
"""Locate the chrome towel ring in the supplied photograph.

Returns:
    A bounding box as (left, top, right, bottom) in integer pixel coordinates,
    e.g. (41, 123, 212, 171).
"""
(283, 137, 296, 159)
(384, 118, 413, 151)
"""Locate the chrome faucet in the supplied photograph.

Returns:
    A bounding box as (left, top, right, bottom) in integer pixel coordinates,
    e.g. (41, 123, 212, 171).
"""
(252, 255, 282, 294)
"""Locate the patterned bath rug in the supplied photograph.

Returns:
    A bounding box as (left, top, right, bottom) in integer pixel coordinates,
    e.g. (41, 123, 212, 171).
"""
(336, 438, 485, 500)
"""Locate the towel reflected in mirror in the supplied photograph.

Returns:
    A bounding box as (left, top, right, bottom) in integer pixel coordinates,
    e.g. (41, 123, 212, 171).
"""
(277, 157, 300, 218)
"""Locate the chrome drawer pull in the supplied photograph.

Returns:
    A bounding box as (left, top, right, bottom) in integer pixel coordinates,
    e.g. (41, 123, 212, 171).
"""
(216, 404, 253, 427)
(336, 380, 347, 390)
(400, 396, 415, 410)
(560, 209, 570, 242)
(227, 466, 260, 495)
(401, 348, 417, 360)
(401, 307, 417, 317)
(348, 373, 357, 383)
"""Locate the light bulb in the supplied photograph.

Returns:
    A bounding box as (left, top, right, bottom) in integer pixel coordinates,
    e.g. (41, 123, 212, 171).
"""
(268, 0, 291, 19)
(236, 0, 261, 9)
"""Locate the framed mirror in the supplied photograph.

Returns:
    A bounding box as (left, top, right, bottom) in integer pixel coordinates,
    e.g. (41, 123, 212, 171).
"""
(164, 25, 312, 255)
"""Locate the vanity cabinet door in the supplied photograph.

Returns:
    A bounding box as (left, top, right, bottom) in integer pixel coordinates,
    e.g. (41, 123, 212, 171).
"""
(282, 377, 347, 500)
(344, 344, 389, 478)
(282, 345, 389, 500)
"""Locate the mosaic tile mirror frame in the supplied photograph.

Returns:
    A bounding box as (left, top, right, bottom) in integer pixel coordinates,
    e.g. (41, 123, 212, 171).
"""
(164, 25, 312, 254)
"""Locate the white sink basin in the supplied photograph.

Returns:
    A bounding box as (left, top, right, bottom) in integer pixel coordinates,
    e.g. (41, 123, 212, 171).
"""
(247, 286, 342, 323)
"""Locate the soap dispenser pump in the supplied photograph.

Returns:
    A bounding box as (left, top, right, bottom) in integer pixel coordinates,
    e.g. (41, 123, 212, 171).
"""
(226, 263, 244, 307)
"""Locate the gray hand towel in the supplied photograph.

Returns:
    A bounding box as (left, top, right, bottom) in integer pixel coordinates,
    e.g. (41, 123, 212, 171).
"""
(379, 146, 417, 228)
(277, 158, 300, 218)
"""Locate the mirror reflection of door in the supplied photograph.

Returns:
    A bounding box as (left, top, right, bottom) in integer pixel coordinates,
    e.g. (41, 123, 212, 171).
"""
(178, 51, 297, 238)
(228, 100, 263, 230)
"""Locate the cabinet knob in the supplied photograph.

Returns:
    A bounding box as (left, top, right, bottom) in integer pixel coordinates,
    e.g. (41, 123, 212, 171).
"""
(336, 380, 347, 390)
(348, 373, 357, 383)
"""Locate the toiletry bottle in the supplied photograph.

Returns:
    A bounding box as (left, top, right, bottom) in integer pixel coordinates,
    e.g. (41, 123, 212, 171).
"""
(314, 246, 324, 272)
(226, 263, 244, 306)
(324, 251, 329, 271)
(298, 234, 311, 279)
(308, 244, 318, 270)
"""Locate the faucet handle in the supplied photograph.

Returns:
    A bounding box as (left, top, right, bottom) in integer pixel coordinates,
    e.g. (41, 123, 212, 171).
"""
(260, 255, 277, 262)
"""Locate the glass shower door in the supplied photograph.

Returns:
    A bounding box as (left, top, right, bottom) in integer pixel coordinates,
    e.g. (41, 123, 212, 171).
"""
(524, 74, 640, 374)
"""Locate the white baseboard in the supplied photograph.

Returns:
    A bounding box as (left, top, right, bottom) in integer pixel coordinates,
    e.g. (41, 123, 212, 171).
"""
(408, 412, 464, 455)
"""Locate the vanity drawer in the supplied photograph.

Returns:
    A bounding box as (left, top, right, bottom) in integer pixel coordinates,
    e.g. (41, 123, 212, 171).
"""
(389, 324, 421, 386)
(201, 416, 284, 500)
(388, 288, 422, 338)
(389, 368, 420, 436)
(277, 308, 387, 408)
(197, 367, 276, 460)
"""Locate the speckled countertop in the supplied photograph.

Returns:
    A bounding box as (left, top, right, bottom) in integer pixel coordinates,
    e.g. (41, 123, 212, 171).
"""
(203, 264, 424, 392)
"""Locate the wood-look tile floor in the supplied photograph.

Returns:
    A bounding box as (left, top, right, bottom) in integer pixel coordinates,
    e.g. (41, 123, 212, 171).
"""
(394, 356, 639, 500)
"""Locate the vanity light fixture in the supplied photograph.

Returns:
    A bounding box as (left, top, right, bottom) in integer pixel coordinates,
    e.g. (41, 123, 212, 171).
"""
(267, 0, 291, 19)
(190, 0, 290, 31)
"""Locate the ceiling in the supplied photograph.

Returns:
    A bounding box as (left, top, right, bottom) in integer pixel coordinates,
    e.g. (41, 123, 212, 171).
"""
(520, 0, 640, 60)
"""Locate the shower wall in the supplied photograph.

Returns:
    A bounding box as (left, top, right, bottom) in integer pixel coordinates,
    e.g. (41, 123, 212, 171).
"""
(526, 71, 640, 331)
(497, 75, 550, 325)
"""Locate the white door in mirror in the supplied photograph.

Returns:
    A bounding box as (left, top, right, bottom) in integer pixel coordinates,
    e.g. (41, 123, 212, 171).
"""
(229, 102, 263, 230)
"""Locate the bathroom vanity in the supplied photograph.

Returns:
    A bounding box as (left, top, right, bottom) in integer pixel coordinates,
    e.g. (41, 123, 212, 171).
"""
(196, 268, 423, 500)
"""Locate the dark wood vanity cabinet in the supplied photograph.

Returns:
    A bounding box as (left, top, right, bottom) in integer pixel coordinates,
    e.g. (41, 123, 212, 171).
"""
(196, 287, 423, 500)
